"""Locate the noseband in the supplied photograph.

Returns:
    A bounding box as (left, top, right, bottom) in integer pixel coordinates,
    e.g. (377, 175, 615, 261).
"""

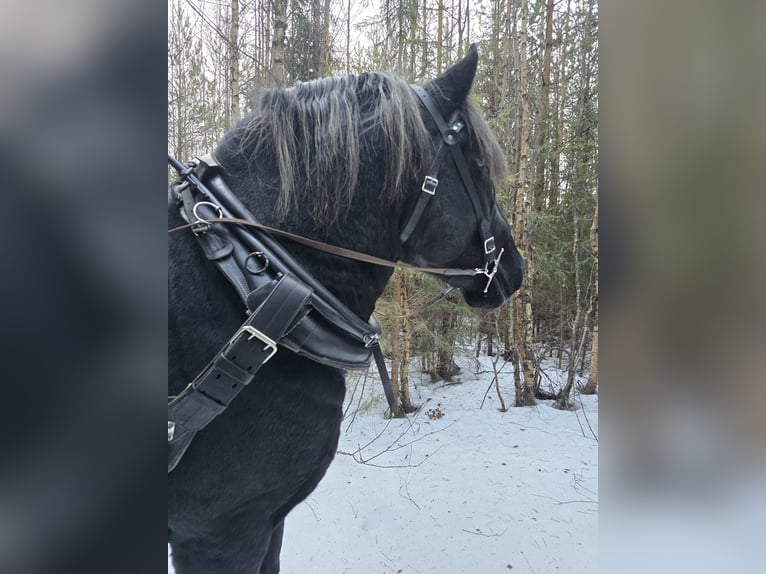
(400, 85, 504, 294)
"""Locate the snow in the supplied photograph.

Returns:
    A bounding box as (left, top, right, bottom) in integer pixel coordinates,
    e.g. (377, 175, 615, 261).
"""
(169, 353, 598, 573)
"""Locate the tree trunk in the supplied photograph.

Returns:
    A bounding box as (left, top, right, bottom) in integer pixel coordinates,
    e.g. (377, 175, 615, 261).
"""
(555, 0, 596, 409)
(435, 311, 451, 379)
(533, 0, 554, 211)
(322, 0, 331, 75)
(229, 0, 241, 126)
(501, 304, 511, 360)
(398, 270, 416, 413)
(554, 185, 582, 410)
(262, 0, 272, 85)
(346, 0, 351, 74)
(488, 0, 501, 115)
(436, 0, 444, 73)
(420, 0, 429, 76)
(512, 0, 537, 407)
(582, 204, 599, 394)
(271, 0, 287, 86)
(549, 0, 572, 208)
(390, 271, 402, 416)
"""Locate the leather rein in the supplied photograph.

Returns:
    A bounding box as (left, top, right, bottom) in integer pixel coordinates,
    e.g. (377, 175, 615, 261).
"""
(168, 216, 492, 281)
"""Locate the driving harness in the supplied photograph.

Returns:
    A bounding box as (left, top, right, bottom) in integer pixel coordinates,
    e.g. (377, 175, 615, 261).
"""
(168, 85, 504, 472)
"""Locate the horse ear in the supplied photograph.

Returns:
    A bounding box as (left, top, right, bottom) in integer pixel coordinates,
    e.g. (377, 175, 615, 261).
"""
(427, 44, 479, 115)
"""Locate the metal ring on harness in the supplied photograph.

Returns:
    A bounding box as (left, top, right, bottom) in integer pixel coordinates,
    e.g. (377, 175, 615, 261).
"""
(245, 251, 270, 274)
(191, 201, 223, 235)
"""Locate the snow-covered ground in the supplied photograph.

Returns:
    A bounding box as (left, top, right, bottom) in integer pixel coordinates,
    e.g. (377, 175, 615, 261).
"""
(169, 353, 598, 573)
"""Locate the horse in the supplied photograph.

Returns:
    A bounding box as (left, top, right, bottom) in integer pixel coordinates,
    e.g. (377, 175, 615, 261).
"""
(168, 44, 524, 574)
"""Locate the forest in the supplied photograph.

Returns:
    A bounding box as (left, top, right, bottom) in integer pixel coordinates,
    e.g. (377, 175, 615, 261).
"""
(168, 0, 599, 413)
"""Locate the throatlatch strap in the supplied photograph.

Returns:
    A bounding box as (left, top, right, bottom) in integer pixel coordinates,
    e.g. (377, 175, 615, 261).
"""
(168, 274, 312, 472)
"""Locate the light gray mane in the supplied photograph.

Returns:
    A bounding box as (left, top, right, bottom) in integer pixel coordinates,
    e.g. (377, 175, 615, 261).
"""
(234, 72, 425, 227)
(230, 71, 505, 228)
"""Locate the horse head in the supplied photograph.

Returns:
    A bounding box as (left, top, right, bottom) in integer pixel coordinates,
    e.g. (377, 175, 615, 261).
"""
(400, 44, 524, 308)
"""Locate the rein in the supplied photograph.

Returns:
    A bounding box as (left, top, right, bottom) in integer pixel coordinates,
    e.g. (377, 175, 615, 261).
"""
(169, 216, 461, 320)
(168, 216, 488, 279)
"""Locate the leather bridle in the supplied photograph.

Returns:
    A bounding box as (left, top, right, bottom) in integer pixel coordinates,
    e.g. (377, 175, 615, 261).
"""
(401, 85, 504, 294)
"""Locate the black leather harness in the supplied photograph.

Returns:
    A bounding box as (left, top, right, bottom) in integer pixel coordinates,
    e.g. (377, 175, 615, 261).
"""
(168, 85, 503, 473)
(168, 155, 395, 472)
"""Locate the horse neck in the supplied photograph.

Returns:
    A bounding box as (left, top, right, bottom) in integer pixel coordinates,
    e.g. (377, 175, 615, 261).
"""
(233, 172, 404, 321)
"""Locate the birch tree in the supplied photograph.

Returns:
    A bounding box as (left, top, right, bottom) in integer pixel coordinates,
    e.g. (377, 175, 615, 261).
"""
(582, 204, 598, 394)
(511, 0, 538, 406)
(229, 0, 241, 125)
(271, 0, 287, 85)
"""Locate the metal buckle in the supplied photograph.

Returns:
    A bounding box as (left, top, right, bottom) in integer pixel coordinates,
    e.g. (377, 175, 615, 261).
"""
(421, 176, 439, 195)
(363, 332, 381, 348)
(234, 326, 278, 363)
(484, 236, 496, 254)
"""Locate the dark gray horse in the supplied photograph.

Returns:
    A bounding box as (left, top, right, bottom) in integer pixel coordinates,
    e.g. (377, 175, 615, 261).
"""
(168, 45, 523, 573)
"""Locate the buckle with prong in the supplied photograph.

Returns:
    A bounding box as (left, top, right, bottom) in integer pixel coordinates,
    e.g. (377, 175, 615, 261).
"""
(231, 326, 278, 363)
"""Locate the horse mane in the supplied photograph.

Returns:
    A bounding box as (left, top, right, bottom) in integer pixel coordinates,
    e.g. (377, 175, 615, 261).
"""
(218, 71, 505, 229)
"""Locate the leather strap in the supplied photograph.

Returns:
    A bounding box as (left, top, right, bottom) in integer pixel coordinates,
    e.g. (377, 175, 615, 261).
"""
(411, 85, 456, 145)
(409, 85, 497, 262)
(168, 274, 312, 472)
(172, 162, 385, 347)
(169, 216, 482, 278)
(372, 344, 396, 413)
(447, 143, 496, 265)
(197, 161, 386, 343)
(399, 141, 448, 243)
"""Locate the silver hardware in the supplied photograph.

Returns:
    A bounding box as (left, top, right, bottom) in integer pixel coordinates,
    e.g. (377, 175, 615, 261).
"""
(481, 248, 505, 293)
(234, 325, 278, 363)
(364, 317, 382, 347)
(422, 176, 439, 195)
(363, 332, 381, 348)
(484, 236, 496, 255)
(168, 421, 175, 442)
(191, 201, 223, 235)
(245, 251, 269, 274)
